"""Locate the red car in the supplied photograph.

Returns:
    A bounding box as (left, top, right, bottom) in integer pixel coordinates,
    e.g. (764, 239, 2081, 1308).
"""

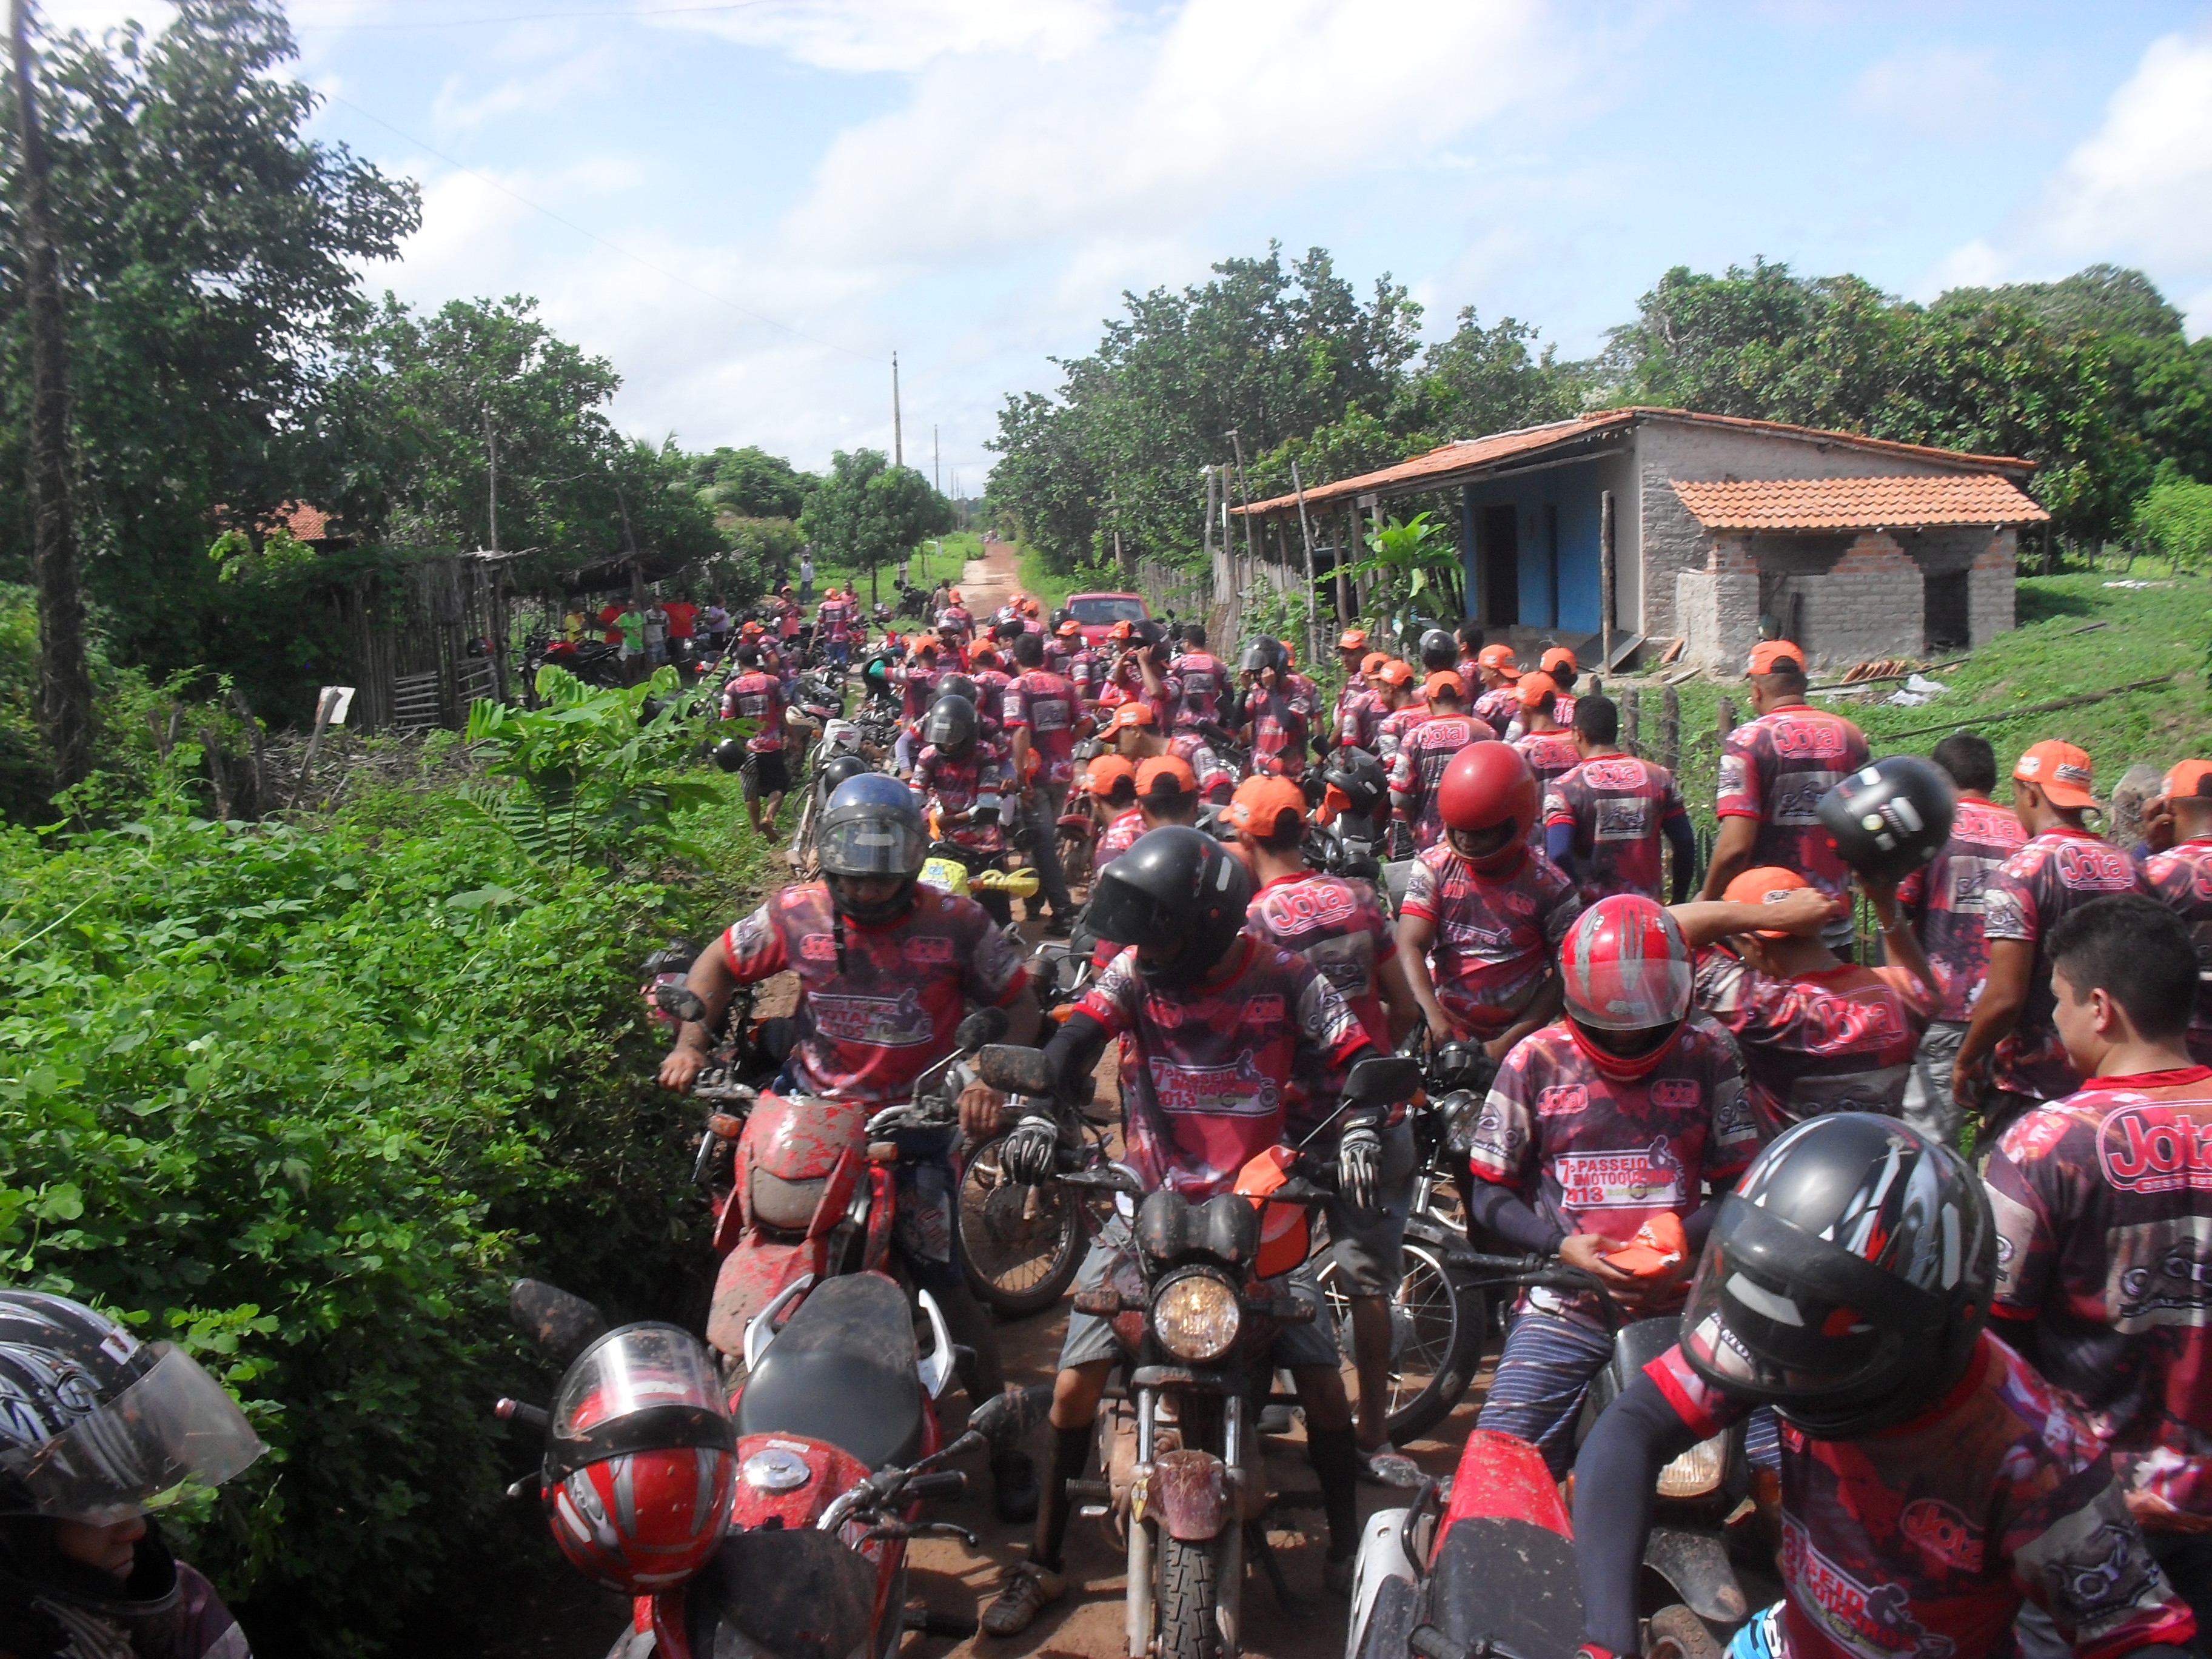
(1067, 591, 1151, 647)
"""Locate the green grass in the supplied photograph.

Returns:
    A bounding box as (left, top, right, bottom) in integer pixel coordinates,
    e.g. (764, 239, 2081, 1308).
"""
(803, 532, 982, 605)
(1605, 572, 2212, 834)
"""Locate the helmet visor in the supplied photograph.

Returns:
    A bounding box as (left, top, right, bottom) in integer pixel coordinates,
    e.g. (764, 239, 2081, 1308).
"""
(0, 1344, 265, 1523)
(554, 1324, 726, 1443)
(819, 811, 927, 878)
(1561, 953, 1693, 1031)
(1087, 874, 1186, 950)
(1680, 1242, 1899, 1404)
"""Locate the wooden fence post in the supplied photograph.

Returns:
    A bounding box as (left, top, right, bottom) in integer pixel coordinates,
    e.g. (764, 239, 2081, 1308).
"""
(1621, 685, 1640, 758)
(1660, 683, 1680, 773)
(1717, 697, 1737, 749)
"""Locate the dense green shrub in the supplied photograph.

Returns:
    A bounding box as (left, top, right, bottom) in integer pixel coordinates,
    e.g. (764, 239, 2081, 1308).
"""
(0, 766, 768, 1654)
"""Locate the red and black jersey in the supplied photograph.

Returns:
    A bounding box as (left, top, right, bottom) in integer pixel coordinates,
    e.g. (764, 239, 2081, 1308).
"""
(1543, 755, 1689, 904)
(720, 671, 787, 753)
(1387, 714, 1495, 851)
(720, 883, 1028, 1105)
(910, 740, 1008, 850)
(1983, 828, 2155, 1101)
(1715, 706, 1870, 901)
(1001, 669, 1081, 789)
(1988, 1065, 2212, 1528)
(1335, 685, 1383, 752)
(1245, 687, 1309, 777)
(1245, 873, 1398, 1050)
(1168, 652, 1228, 728)
(1401, 845, 1581, 1042)
(2145, 839, 2212, 1067)
(1897, 796, 2028, 1024)
(1512, 732, 1582, 842)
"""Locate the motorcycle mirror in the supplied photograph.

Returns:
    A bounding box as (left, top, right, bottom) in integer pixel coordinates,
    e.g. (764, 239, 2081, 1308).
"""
(968, 1382, 1053, 1448)
(954, 1007, 1011, 1053)
(508, 1279, 609, 1369)
(975, 1042, 1054, 1097)
(1344, 1053, 1423, 1109)
(655, 983, 709, 1025)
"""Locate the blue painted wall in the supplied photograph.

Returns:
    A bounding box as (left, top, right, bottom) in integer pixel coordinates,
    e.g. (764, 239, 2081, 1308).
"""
(1456, 460, 1607, 631)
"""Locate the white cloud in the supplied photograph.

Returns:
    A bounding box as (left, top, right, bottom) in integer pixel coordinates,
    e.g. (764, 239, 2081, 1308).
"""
(1846, 43, 2003, 138)
(651, 0, 1114, 73)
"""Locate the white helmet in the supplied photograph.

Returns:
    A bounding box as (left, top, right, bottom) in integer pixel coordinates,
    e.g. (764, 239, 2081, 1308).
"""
(821, 719, 860, 755)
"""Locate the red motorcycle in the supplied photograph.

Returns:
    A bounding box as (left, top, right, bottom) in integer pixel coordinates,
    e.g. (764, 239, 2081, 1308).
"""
(498, 1278, 1051, 1659)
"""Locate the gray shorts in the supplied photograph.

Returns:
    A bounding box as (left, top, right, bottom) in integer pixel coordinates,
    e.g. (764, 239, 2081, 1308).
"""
(1902, 1019, 1968, 1153)
(1325, 1119, 1416, 1296)
(1057, 1218, 1340, 1372)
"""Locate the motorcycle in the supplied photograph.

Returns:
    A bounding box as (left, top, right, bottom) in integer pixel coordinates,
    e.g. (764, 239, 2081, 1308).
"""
(496, 1276, 1053, 1659)
(1344, 1255, 1752, 1659)
(526, 632, 626, 692)
(974, 1044, 1422, 1659)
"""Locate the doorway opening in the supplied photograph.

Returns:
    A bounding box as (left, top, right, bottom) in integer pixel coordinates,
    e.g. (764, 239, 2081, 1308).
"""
(1483, 505, 1519, 625)
(1925, 569, 1969, 654)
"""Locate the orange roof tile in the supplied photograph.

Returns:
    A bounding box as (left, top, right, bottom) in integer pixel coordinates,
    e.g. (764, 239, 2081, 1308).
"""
(271, 502, 334, 541)
(1668, 474, 2049, 531)
(1230, 407, 2037, 517)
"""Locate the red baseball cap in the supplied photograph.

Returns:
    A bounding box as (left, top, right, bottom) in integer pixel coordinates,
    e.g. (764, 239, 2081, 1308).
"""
(2164, 759, 2212, 800)
(1477, 644, 1521, 679)
(1747, 639, 1805, 677)
(2015, 740, 2097, 810)
(1227, 776, 1307, 840)
(1136, 755, 1198, 800)
(1722, 866, 1810, 939)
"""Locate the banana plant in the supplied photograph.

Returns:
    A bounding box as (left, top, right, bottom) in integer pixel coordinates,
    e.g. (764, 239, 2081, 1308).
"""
(1347, 511, 1464, 648)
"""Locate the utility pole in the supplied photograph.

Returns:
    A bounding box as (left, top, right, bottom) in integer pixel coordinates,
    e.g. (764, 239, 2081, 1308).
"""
(483, 407, 499, 553)
(933, 424, 940, 495)
(891, 352, 903, 468)
(11, 0, 92, 788)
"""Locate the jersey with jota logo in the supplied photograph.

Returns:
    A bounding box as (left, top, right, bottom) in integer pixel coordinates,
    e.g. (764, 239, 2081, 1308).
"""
(1897, 797, 2028, 1024)
(1388, 714, 1496, 851)
(1983, 828, 2156, 1101)
(720, 671, 787, 753)
(1647, 1334, 2194, 1659)
(1466, 1016, 1754, 1323)
(1401, 845, 1582, 1041)
(1512, 732, 1583, 843)
(1078, 938, 1367, 1198)
(1168, 652, 1227, 728)
(1244, 873, 1397, 1050)
(1544, 754, 1688, 903)
(2145, 840, 2212, 1068)
(1716, 706, 1871, 900)
(1001, 669, 1081, 788)
(911, 739, 1008, 850)
(720, 883, 1027, 1105)
(1988, 1065, 2212, 1528)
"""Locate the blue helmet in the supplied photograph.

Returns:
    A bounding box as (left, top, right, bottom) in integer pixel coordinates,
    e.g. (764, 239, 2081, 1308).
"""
(819, 773, 927, 885)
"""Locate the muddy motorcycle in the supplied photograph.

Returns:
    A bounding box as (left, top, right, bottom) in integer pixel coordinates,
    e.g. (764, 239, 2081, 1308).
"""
(1345, 1255, 1752, 1659)
(497, 1278, 1051, 1659)
(976, 1045, 1422, 1659)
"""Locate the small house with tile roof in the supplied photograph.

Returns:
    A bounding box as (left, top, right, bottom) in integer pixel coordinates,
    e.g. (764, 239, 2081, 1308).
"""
(1233, 407, 2049, 672)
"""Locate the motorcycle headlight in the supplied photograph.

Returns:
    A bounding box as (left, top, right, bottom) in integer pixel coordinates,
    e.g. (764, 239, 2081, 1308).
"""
(1152, 1273, 1240, 1362)
(1655, 1431, 1728, 1499)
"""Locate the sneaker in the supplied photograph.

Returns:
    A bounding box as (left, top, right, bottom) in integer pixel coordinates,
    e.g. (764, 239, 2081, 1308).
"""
(981, 1561, 1067, 1637)
(1323, 1553, 1355, 1596)
(1357, 1441, 1423, 1488)
(1041, 911, 1073, 939)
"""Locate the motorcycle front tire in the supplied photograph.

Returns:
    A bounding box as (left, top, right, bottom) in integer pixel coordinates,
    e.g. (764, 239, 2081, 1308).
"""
(1156, 1530, 1221, 1659)
(957, 1134, 1085, 1318)
(1317, 1225, 1486, 1446)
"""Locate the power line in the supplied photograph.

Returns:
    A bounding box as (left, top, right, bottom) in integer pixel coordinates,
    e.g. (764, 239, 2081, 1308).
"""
(326, 93, 885, 365)
(309, 1, 777, 31)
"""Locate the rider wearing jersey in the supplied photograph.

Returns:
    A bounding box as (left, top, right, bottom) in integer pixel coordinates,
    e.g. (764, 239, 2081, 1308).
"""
(1574, 1113, 2196, 1659)
(1470, 643, 1523, 733)
(2144, 760, 2212, 1067)
(1001, 631, 1082, 936)
(720, 643, 789, 835)
(1387, 672, 1495, 852)
(979, 828, 1376, 1632)
(1509, 673, 1582, 832)
(1167, 625, 1228, 732)
(910, 695, 1007, 854)
(1543, 694, 1695, 905)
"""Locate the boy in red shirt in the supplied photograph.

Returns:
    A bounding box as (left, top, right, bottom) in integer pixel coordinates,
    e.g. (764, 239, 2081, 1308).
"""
(1677, 866, 1937, 1141)
(2145, 759, 2212, 1067)
(1986, 892, 2212, 1641)
(1897, 731, 2028, 1147)
(1959, 740, 2154, 1147)
(1470, 642, 1523, 732)
(1543, 693, 1694, 905)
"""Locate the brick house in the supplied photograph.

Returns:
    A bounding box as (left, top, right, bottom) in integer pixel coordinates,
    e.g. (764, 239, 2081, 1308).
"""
(1234, 407, 2049, 672)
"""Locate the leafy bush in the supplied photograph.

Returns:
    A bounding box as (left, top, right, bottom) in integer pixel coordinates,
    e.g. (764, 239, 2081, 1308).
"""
(0, 768, 766, 1654)
(2134, 464, 2212, 573)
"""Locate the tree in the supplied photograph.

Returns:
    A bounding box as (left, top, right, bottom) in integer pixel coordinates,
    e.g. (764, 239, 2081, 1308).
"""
(688, 444, 814, 519)
(798, 449, 952, 599)
(2134, 463, 2212, 572)
(0, 0, 419, 681)
(1396, 307, 1589, 438)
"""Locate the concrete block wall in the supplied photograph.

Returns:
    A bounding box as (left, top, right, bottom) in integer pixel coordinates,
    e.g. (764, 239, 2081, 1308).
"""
(1677, 569, 1761, 669)
(1791, 534, 1926, 667)
(1969, 528, 2017, 646)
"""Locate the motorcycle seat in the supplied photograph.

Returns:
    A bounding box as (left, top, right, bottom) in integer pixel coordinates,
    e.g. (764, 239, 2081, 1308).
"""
(734, 1273, 927, 1470)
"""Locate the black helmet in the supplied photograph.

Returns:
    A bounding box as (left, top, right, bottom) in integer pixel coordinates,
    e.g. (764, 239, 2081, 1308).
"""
(1131, 619, 1169, 653)
(711, 737, 746, 774)
(1087, 825, 1253, 990)
(1239, 637, 1286, 675)
(1324, 747, 1390, 820)
(818, 774, 928, 923)
(816, 754, 870, 797)
(923, 693, 978, 756)
(1817, 756, 1958, 883)
(1681, 1113, 1995, 1438)
(641, 939, 697, 980)
(1050, 608, 1073, 632)
(1418, 628, 1456, 671)
(936, 673, 979, 706)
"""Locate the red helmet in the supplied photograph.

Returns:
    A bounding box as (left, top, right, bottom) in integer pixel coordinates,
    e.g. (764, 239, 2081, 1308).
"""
(543, 1324, 736, 1595)
(1558, 896, 1694, 1081)
(1436, 742, 1540, 870)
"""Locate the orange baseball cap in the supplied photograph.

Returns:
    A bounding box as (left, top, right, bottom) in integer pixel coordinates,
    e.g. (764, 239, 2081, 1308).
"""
(1137, 754, 1198, 799)
(1517, 671, 1558, 708)
(1338, 628, 1369, 651)
(1424, 670, 1466, 702)
(2163, 759, 2212, 800)
(1106, 702, 1157, 732)
(1378, 660, 1415, 688)
(1747, 639, 1805, 677)
(1108, 619, 1134, 640)
(740, 618, 764, 635)
(1085, 754, 1137, 798)
(1057, 618, 1082, 636)
(970, 645, 1000, 667)
(2015, 740, 2097, 810)
(1361, 651, 1390, 677)
(1477, 644, 1521, 679)
(1540, 646, 1578, 677)
(1722, 865, 1811, 939)
(1227, 776, 1307, 840)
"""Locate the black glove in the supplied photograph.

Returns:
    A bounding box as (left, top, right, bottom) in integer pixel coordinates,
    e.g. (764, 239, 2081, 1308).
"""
(1000, 1115, 1059, 1185)
(1338, 1122, 1381, 1213)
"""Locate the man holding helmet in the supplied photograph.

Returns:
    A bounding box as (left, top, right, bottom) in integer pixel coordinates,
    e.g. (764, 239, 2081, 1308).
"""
(657, 773, 1042, 1515)
(1234, 636, 1313, 778)
(0, 1291, 264, 1659)
(979, 826, 1379, 1631)
(720, 642, 789, 837)
(1574, 1113, 2196, 1659)
(909, 694, 1007, 860)
(1395, 742, 1584, 1061)
(1462, 895, 1755, 1473)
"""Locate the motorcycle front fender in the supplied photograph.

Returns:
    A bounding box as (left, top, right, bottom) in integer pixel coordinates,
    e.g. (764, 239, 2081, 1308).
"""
(1147, 1449, 1229, 1541)
(1344, 1507, 1416, 1659)
(706, 1239, 823, 1359)
(1643, 1526, 1749, 1629)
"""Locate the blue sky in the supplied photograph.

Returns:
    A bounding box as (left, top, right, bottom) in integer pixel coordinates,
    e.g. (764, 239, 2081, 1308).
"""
(53, 1, 2212, 486)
